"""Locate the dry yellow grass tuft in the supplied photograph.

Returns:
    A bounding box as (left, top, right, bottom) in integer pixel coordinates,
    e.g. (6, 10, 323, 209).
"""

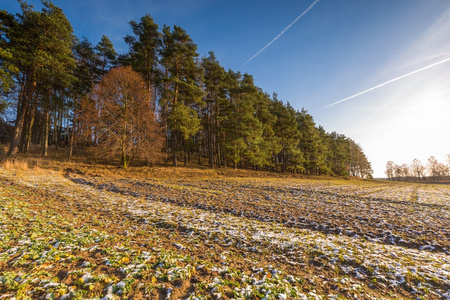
(0, 157, 51, 178)
(1, 158, 29, 170)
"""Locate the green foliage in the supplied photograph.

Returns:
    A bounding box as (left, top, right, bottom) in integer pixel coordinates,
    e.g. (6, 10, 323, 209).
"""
(73, 37, 101, 94)
(3, 0, 76, 155)
(297, 109, 324, 174)
(272, 97, 300, 171)
(0, 10, 19, 93)
(0, 46, 19, 93)
(201, 51, 231, 167)
(125, 14, 160, 91)
(168, 103, 202, 140)
(95, 35, 117, 74)
(160, 24, 204, 164)
(0, 3, 372, 175)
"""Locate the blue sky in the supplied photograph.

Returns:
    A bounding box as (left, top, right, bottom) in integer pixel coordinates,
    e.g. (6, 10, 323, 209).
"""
(3, 0, 450, 177)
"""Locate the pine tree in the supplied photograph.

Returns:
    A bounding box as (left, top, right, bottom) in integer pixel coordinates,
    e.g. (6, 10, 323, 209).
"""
(316, 126, 333, 175)
(347, 140, 372, 178)
(160, 25, 204, 166)
(224, 72, 260, 169)
(95, 35, 117, 74)
(125, 15, 160, 101)
(69, 37, 102, 156)
(0, 5, 375, 174)
(201, 51, 228, 168)
(271, 97, 301, 172)
(6, 1, 75, 155)
(250, 91, 278, 170)
(328, 132, 351, 175)
(296, 108, 325, 174)
(0, 10, 19, 95)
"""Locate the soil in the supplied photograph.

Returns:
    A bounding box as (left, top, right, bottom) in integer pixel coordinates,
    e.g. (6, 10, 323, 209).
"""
(0, 165, 449, 299)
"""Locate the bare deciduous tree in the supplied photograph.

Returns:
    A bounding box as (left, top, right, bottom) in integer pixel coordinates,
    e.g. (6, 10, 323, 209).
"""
(411, 158, 425, 180)
(427, 156, 449, 180)
(385, 161, 395, 180)
(400, 163, 410, 178)
(90, 66, 164, 168)
(394, 163, 403, 179)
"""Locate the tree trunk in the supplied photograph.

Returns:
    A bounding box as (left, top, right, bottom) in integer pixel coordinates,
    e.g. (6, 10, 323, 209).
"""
(173, 153, 177, 167)
(24, 104, 36, 153)
(22, 93, 38, 153)
(209, 137, 214, 169)
(41, 88, 54, 157)
(19, 104, 30, 153)
(172, 132, 178, 167)
(9, 116, 25, 155)
(121, 152, 130, 169)
(54, 110, 59, 151)
(198, 141, 202, 165)
(69, 127, 74, 158)
(42, 109, 50, 157)
(8, 76, 36, 156)
(69, 100, 78, 158)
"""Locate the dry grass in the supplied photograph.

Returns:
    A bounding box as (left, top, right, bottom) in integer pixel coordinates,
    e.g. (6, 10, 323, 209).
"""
(1, 158, 29, 170)
(0, 157, 57, 177)
(0, 156, 366, 183)
(0, 146, 368, 182)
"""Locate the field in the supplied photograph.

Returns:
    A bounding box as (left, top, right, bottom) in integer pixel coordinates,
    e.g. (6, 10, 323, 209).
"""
(0, 164, 449, 299)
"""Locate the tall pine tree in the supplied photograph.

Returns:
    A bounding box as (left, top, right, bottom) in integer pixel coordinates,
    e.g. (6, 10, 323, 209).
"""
(6, 1, 75, 155)
(160, 25, 204, 166)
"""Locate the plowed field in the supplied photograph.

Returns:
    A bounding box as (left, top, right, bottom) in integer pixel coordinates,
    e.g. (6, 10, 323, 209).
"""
(1, 167, 449, 299)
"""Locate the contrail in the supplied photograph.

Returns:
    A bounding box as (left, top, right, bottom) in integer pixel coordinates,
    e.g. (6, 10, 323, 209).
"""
(241, 0, 320, 68)
(325, 57, 450, 108)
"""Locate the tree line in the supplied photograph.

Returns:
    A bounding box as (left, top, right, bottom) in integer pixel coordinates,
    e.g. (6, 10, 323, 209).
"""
(385, 156, 450, 181)
(0, 1, 373, 177)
